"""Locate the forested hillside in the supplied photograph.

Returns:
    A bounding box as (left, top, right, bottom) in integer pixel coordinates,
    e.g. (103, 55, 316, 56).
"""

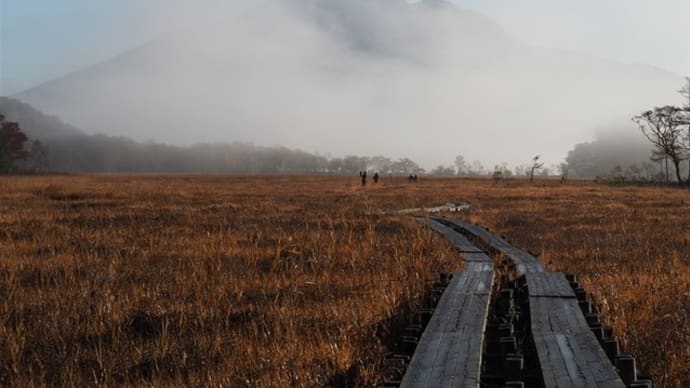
(0, 98, 423, 174)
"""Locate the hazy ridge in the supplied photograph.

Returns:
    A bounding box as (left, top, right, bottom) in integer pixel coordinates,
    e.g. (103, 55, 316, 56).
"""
(13, 0, 682, 168)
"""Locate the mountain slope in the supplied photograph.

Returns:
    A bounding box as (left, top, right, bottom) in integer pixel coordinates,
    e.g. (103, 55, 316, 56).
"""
(0, 97, 84, 140)
(0, 97, 348, 173)
(14, 0, 682, 166)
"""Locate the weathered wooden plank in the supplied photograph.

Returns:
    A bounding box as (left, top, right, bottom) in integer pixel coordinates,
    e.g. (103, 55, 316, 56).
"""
(419, 218, 485, 253)
(517, 263, 546, 274)
(526, 272, 576, 298)
(436, 218, 513, 250)
(451, 268, 494, 296)
(419, 218, 623, 387)
(530, 297, 624, 388)
(464, 262, 493, 272)
(424, 297, 487, 387)
(462, 252, 492, 263)
(504, 247, 541, 266)
(401, 265, 494, 388)
(437, 218, 544, 272)
(530, 297, 591, 338)
(401, 293, 490, 387)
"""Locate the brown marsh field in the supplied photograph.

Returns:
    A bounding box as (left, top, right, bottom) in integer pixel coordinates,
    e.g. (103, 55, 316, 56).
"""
(1, 175, 689, 387)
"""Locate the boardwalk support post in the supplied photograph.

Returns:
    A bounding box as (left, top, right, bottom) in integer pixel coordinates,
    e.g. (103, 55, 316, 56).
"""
(616, 354, 637, 385)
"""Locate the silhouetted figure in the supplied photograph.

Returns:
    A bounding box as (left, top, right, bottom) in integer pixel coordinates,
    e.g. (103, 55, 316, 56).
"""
(360, 170, 367, 186)
(408, 174, 414, 183)
(373, 172, 380, 184)
(413, 174, 418, 183)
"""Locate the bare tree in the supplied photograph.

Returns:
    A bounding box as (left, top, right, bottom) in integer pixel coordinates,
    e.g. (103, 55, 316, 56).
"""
(633, 106, 687, 184)
(680, 76, 690, 109)
(558, 162, 570, 183)
(492, 166, 503, 184)
(514, 164, 528, 177)
(454, 155, 468, 176)
(529, 155, 543, 183)
(649, 149, 669, 182)
(468, 160, 485, 176)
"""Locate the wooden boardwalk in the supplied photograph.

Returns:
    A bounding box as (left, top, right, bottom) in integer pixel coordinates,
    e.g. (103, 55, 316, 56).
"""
(526, 272, 576, 298)
(401, 219, 494, 388)
(436, 217, 626, 388)
(438, 218, 544, 274)
(530, 297, 624, 387)
(418, 218, 485, 253)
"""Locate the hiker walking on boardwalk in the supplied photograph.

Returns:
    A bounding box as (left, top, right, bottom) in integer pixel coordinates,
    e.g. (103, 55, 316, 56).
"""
(360, 170, 367, 186)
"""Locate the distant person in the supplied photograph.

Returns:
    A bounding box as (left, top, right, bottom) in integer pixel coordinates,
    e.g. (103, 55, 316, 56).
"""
(408, 174, 414, 183)
(373, 172, 380, 184)
(413, 174, 418, 183)
(360, 170, 367, 186)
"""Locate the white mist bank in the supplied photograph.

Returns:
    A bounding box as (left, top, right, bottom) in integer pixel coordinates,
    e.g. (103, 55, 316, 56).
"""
(15, 0, 683, 168)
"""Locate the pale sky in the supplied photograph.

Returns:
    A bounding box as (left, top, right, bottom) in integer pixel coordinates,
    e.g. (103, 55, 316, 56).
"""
(1, 0, 688, 95)
(0, 0, 253, 94)
(453, 0, 690, 76)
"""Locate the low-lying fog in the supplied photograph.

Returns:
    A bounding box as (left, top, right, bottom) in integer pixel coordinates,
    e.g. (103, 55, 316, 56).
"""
(12, 0, 685, 168)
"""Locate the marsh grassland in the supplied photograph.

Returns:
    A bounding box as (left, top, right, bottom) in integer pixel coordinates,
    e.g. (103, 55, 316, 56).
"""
(1, 175, 688, 387)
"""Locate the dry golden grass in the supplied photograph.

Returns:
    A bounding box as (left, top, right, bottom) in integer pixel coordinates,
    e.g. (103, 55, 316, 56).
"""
(1, 175, 688, 387)
(0, 175, 460, 387)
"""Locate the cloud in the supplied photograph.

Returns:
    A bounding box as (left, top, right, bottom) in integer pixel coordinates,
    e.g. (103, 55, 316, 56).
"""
(16, 0, 683, 168)
(451, 0, 690, 76)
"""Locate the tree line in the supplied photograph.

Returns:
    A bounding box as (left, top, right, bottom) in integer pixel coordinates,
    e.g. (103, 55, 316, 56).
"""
(1, 98, 535, 177)
(0, 98, 562, 178)
(0, 130, 432, 175)
(0, 98, 437, 175)
(7, 83, 690, 180)
(1, 111, 543, 177)
(0, 110, 432, 174)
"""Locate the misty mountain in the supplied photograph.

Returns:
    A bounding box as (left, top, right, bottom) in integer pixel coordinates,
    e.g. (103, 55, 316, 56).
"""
(0, 97, 424, 174)
(14, 0, 682, 167)
(0, 97, 84, 140)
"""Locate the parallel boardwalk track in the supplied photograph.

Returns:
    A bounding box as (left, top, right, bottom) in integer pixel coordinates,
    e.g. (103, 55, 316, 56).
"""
(393, 217, 651, 388)
(400, 220, 494, 388)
